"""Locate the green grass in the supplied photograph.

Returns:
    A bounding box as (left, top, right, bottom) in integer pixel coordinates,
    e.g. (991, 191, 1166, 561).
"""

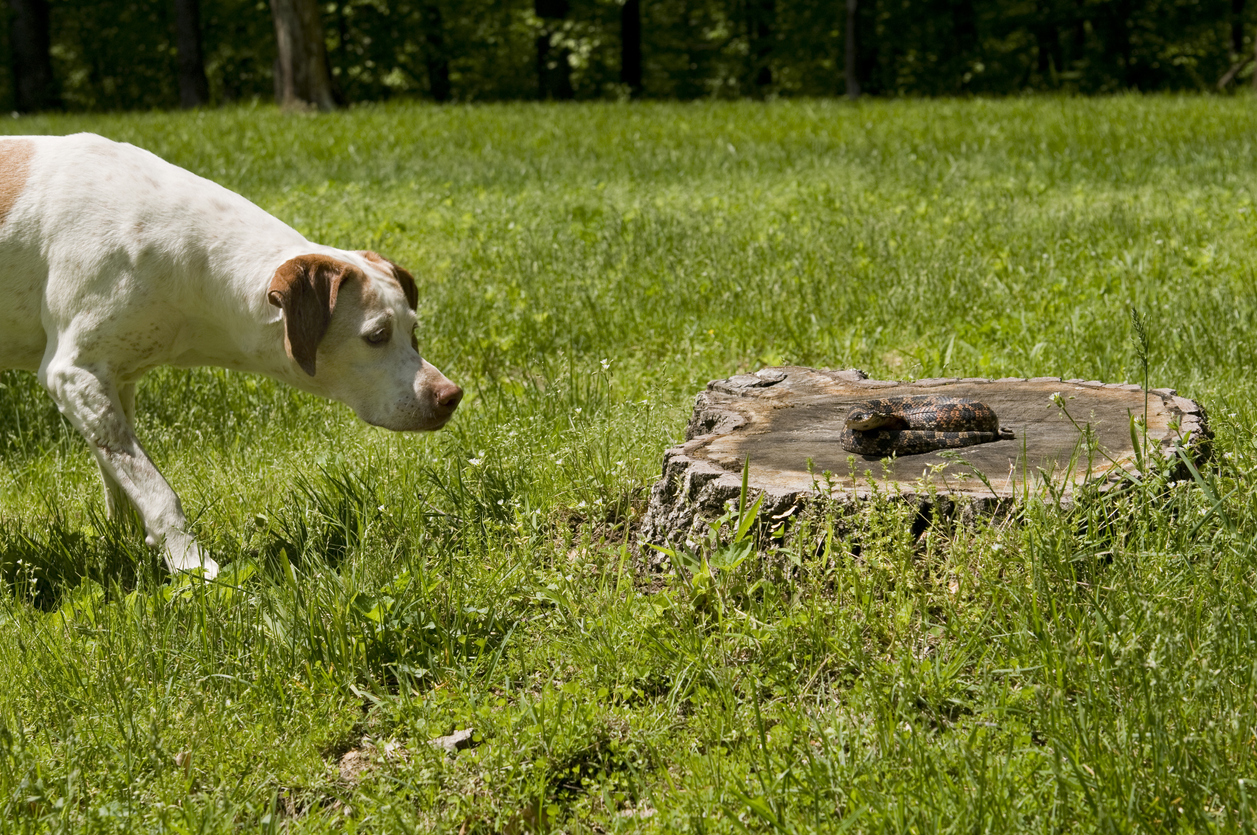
(1, 95, 1257, 832)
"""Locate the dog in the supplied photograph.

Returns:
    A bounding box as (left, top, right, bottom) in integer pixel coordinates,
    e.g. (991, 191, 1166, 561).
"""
(0, 133, 463, 579)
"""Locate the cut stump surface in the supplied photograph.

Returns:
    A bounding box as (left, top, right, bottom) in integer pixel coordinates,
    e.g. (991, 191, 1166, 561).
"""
(641, 367, 1209, 546)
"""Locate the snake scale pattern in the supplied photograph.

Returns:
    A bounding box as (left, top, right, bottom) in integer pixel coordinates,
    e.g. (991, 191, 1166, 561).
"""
(839, 395, 1015, 457)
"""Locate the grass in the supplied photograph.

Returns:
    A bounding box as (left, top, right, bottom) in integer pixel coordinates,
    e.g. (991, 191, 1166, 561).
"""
(0, 95, 1256, 831)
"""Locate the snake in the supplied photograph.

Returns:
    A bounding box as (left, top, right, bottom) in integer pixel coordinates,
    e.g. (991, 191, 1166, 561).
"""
(839, 395, 1015, 457)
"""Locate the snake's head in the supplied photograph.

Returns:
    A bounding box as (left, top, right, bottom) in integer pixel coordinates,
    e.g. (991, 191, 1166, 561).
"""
(845, 406, 903, 430)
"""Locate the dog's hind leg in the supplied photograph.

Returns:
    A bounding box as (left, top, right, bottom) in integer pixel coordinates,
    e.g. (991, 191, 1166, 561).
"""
(40, 356, 218, 578)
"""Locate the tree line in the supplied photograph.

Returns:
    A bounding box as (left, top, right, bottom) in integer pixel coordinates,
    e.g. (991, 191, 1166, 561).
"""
(5, 0, 1255, 112)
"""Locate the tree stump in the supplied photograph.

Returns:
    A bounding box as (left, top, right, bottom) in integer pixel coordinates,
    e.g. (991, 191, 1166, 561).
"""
(641, 367, 1210, 547)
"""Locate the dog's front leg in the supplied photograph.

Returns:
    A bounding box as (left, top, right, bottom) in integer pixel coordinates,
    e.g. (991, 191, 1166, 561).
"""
(99, 381, 139, 523)
(39, 358, 218, 578)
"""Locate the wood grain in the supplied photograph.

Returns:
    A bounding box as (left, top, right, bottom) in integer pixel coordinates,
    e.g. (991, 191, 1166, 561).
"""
(642, 367, 1210, 546)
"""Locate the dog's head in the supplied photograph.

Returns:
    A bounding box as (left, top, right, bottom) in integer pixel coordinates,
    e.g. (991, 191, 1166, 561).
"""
(267, 251, 462, 431)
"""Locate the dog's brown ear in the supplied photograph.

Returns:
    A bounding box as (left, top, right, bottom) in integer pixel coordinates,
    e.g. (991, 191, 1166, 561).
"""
(357, 250, 418, 310)
(267, 255, 362, 376)
(383, 257, 418, 310)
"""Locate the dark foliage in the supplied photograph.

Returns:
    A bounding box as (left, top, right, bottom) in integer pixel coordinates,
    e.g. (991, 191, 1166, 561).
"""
(0, 0, 1252, 110)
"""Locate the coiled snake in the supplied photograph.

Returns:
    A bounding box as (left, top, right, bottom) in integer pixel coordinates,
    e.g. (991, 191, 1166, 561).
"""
(839, 395, 1015, 457)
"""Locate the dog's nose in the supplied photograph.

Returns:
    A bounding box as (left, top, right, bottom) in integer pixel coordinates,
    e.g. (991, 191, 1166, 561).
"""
(435, 382, 463, 412)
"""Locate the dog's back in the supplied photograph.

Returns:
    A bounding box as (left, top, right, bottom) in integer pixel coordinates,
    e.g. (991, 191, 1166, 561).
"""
(0, 136, 43, 371)
(0, 133, 306, 373)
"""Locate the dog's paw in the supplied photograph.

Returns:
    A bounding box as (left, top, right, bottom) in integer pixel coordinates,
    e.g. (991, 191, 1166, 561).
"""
(163, 534, 220, 580)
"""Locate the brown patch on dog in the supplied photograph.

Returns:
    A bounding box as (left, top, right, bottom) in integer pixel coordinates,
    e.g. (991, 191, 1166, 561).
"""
(0, 139, 34, 226)
(357, 250, 418, 310)
(267, 254, 364, 376)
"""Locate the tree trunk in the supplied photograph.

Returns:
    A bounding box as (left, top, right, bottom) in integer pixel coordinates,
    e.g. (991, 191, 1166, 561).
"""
(1033, 0, 1061, 80)
(621, 0, 642, 96)
(1070, 0, 1087, 69)
(1102, 0, 1134, 87)
(535, 0, 573, 100)
(844, 0, 860, 98)
(8, 0, 59, 112)
(174, 0, 210, 108)
(747, 0, 774, 93)
(854, 0, 880, 95)
(1232, 0, 1246, 56)
(269, 0, 337, 110)
(421, 2, 451, 102)
(951, 0, 977, 89)
(951, 0, 977, 54)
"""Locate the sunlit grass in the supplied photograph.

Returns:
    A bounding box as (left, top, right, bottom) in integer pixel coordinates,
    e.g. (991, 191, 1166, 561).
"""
(0, 95, 1256, 831)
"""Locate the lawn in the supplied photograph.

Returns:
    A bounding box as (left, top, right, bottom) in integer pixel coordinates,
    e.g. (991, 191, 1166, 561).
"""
(1, 96, 1256, 832)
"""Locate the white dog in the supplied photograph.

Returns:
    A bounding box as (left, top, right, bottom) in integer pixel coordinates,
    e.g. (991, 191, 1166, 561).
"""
(0, 133, 463, 579)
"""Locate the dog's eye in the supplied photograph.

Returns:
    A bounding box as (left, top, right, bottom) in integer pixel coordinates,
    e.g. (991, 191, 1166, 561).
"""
(364, 328, 390, 346)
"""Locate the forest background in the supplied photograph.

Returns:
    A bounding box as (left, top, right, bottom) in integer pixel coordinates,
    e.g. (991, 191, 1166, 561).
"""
(3, 0, 1257, 114)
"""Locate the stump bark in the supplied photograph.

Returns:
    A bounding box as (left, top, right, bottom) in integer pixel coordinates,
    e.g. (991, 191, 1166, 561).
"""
(641, 367, 1210, 546)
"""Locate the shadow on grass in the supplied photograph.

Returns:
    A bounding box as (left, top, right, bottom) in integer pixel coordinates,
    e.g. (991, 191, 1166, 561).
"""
(0, 508, 158, 610)
(261, 464, 392, 572)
